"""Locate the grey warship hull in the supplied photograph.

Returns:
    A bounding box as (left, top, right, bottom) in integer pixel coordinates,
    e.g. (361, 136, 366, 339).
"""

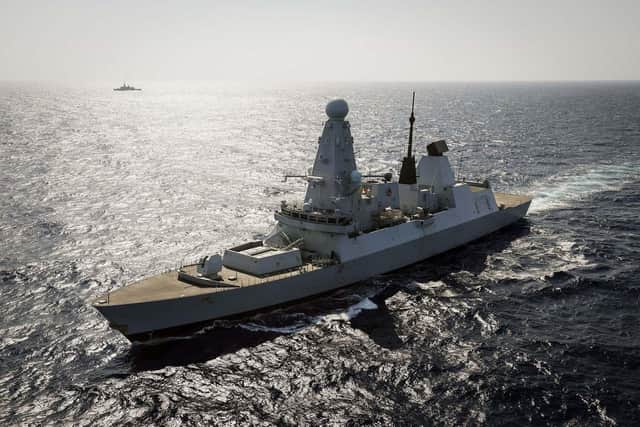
(93, 197, 530, 341)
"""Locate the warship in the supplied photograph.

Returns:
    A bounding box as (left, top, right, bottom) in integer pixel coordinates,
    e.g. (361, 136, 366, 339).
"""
(93, 95, 531, 341)
(113, 82, 141, 91)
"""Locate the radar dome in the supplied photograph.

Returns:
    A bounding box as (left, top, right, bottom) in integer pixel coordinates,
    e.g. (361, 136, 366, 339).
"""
(325, 99, 349, 120)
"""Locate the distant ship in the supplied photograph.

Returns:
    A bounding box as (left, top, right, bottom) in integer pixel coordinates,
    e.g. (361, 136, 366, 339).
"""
(93, 95, 531, 341)
(113, 82, 141, 91)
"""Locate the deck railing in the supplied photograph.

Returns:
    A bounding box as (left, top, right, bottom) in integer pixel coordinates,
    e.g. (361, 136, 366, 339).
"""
(279, 201, 352, 225)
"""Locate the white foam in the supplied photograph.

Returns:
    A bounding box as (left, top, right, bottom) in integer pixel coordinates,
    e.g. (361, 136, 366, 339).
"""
(529, 162, 639, 213)
(439, 289, 460, 298)
(238, 321, 309, 334)
(485, 238, 595, 282)
(314, 297, 379, 325)
(0, 336, 29, 347)
(238, 297, 379, 334)
(578, 394, 618, 426)
(473, 312, 498, 336)
(413, 280, 446, 290)
(555, 240, 594, 267)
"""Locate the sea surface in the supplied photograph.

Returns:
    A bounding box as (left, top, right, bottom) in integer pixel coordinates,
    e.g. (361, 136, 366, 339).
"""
(1, 81, 639, 425)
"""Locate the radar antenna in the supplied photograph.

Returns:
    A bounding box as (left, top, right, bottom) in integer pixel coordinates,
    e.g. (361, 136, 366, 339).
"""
(398, 92, 417, 184)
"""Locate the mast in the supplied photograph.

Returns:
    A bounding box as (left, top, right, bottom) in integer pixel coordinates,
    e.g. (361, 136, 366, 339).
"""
(398, 92, 417, 184)
(407, 91, 415, 158)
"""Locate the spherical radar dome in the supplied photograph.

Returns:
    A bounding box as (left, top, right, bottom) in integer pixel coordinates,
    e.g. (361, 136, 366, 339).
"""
(325, 99, 349, 120)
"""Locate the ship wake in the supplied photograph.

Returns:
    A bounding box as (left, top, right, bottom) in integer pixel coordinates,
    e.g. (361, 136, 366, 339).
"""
(528, 162, 639, 213)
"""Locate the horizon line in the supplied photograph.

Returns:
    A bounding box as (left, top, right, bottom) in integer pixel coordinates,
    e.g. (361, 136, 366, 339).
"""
(1, 78, 640, 85)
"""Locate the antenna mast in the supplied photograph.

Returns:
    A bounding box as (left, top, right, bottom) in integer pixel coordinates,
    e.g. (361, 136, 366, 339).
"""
(399, 91, 417, 184)
(408, 91, 415, 157)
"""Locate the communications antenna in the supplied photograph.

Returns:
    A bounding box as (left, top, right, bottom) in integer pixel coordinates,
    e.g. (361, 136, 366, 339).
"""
(398, 92, 417, 185)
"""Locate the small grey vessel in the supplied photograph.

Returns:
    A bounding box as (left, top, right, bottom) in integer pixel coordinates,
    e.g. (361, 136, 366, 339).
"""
(93, 96, 531, 341)
(113, 82, 141, 91)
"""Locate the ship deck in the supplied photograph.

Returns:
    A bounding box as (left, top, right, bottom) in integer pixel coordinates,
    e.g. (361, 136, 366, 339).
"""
(94, 263, 320, 306)
(494, 192, 532, 208)
(95, 191, 531, 307)
(467, 184, 531, 208)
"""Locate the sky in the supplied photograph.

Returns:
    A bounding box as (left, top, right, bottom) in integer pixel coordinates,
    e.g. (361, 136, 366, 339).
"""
(1, 0, 639, 82)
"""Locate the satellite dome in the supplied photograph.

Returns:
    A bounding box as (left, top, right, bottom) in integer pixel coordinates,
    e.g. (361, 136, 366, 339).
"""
(325, 99, 349, 120)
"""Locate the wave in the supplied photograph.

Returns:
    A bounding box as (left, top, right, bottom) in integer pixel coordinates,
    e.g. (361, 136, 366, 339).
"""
(528, 162, 640, 213)
(238, 320, 311, 334)
(319, 297, 378, 323)
(238, 297, 379, 334)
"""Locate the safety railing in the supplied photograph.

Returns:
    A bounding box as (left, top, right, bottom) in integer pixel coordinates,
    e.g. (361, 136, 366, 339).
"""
(279, 203, 352, 225)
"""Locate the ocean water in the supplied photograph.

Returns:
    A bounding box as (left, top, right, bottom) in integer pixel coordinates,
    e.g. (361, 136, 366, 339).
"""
(1, 81, 639, 425)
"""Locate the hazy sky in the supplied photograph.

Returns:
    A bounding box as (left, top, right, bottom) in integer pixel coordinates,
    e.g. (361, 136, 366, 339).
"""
(1, 0, 639, 81)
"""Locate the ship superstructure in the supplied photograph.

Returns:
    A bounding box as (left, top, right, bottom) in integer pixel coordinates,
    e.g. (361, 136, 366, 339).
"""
(93, 97, 531, 341)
